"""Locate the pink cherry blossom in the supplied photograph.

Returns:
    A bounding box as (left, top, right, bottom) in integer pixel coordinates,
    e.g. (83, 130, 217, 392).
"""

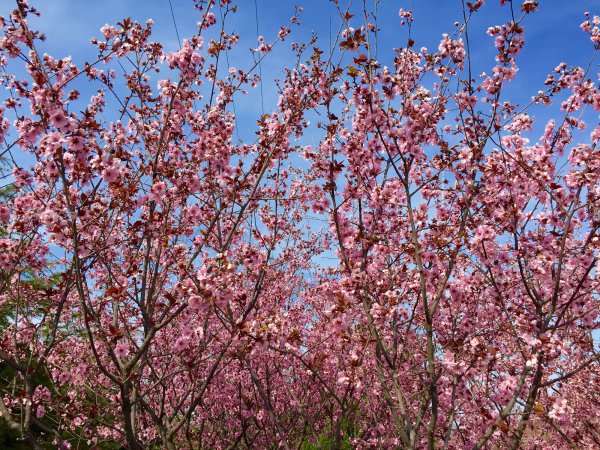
(101, 166, 120, 183)
(114, 342, 129, 359)
(0, 1, 598, 449)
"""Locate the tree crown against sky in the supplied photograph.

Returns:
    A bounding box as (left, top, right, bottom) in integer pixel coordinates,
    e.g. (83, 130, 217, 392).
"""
(0, 0, 599, 449)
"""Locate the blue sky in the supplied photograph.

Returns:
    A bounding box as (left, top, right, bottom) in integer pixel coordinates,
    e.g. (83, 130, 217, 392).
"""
(2, 0, 597, 258)
(1, 0, 597, 143)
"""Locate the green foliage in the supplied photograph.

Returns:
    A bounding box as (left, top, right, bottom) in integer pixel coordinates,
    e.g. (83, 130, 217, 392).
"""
(301, 434, 354, 450)
(300, 415, 357, 450)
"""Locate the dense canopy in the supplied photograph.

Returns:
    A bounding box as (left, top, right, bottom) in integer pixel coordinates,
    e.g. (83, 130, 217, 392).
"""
(0, 0, 599, 448)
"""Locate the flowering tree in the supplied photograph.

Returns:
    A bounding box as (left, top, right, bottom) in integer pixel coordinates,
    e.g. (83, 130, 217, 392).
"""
(0, 0, 599, 449)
